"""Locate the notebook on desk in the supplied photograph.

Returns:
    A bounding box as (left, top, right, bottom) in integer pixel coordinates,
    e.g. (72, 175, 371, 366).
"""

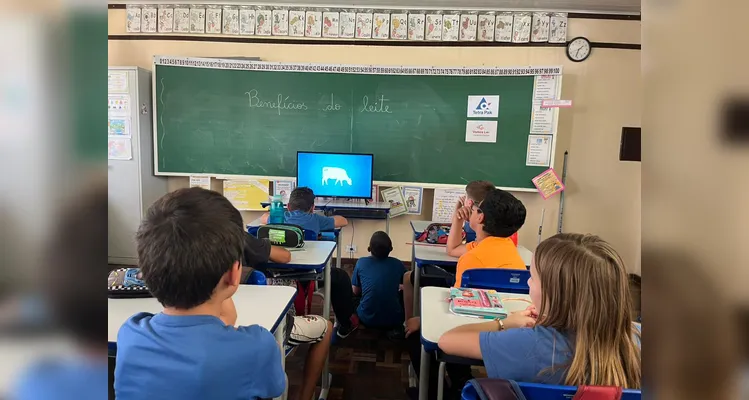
(449, 288, 508, 319)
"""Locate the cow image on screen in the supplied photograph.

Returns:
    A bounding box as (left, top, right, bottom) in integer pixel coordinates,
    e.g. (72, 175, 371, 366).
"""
(322, 167, 352, 186)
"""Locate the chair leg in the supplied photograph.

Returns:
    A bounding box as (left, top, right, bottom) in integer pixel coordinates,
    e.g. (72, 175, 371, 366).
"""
(437, 361, 446, 400)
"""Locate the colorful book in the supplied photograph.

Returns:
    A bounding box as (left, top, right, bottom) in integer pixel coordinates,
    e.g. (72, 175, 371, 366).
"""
(449, 287, 508, 319)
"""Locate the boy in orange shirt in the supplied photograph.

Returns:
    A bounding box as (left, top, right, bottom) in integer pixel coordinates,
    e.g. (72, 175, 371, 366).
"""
(403, 187, 527, 319)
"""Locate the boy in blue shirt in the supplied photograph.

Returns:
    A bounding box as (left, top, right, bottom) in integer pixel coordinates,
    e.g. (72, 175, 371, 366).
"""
(352, 231, 406, 329)
(115, 188, 331, 400)
(261, 186, 359, 339)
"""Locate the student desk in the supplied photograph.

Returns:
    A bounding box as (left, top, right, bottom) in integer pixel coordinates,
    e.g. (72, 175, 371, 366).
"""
(418, 287, 531, 400)
(260, 200, 393, 234)
(108, 285, 297, 400)
(247, 217, 344, 272)
(257, 240, 337, 399)
(409, 224, 534, 317)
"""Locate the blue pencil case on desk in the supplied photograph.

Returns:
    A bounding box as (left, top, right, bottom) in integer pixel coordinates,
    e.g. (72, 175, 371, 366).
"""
(449, 288, 507, 319)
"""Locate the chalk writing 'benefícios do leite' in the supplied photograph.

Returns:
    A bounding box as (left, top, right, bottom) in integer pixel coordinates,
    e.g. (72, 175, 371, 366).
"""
(246, 89, 308, 115)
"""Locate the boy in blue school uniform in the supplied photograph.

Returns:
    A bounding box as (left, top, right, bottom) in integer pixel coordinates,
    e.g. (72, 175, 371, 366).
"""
(262, 186, 359, 339)
(352, 231, 406, 329)
(115, 188, 331, 400)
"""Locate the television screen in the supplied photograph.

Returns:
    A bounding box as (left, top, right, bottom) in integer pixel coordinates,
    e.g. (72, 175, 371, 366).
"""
(296, 152, 374, 199)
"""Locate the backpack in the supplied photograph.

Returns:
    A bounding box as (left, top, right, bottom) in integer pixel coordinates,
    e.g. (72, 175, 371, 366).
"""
(107, 268, 152, 298)
(416, 223, 465, 245)
(257, 224, 305, 248)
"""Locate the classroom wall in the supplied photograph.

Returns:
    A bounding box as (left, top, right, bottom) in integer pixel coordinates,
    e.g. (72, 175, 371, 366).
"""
(108, 10, 641, 273)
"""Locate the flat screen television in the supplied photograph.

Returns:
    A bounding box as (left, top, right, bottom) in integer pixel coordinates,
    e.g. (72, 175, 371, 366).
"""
(296, 151, 374, 199)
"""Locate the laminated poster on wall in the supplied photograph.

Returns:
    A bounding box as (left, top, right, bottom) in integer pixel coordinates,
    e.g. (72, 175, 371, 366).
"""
(173, 6, 190, 33)
(402, 186, 423, 215)
(108, 95, 130, 116)
(526, 135, 553, 167)
(141, 6, 157, 33)
(549, 13, 568, 43)
(381, 187, 408, 218)
(126, 6, 141, 33)
(108, 138, 132, 160)
(205, 6, 223, 34)
(530, 100, 554, 133)
(477, 13, 495, 41)
(223, 7, 240, 35)
(108, 71, 128, 93)
(442, 14, 460, 41)
(465, 120, 498, 143)
(372, 12, 390, 39)
(355, 12, 373, 39)
(108, 117, 130, 137)
(495, 13, 513, 42)
(530, 12, 550, 42)
(533, 75, 558, 101)
(256, 9, 272, 36)
(512, 13, 532, 43)
(322, 12, 340, 38)
(459, 13, 478, 41)
(425, 13, 443, 40)
(288, 9, 304, 36)
(273, 180, 295, 203)
(240, 8, 256, 35)
(223, 180, 270, 211)
(339, 11, 356, 38)
(432, 188, 466, 223)
(272, 9, 289, 36)
(408, 13, 425, 40)
(190, 176, 212, 191)
(157, 6, 174, 33)
(390, 12, 407, 39)
(532, 168, 565, 200)
(190, 6, 206, 33)
(305, 10, 322, 37)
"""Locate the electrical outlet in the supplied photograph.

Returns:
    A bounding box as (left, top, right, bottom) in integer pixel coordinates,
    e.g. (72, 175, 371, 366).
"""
(345, 245, 357, 253)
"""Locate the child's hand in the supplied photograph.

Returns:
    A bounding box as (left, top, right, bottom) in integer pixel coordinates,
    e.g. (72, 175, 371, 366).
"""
(405, 317, 421, 337)
(453, 206, 471, 221)
(525, 304, 539, 319)
(503, 309, 537, 330)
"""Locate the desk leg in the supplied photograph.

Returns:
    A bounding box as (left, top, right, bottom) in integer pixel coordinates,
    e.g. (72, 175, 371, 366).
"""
(336, 231, 342, 270)
(321, 258, 332, 396)
(418, 344, 430, 400)
(413, 263, 421, 318)
(274, 318, 288, 400)
(385, 214, 390, 235)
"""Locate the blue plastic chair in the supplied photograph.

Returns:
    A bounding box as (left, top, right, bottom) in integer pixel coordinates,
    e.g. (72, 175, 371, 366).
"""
(461, 379, 642, 400)
(460, 268, 531, 294)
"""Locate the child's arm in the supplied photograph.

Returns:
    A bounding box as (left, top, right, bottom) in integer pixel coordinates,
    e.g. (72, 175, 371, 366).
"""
(269, 246, 291, 263)
(438, 310, 536, 358)
(260, 212, 269, 224)
(219, 298, 238, 326)
(446, 209, 468, 257)
(351, 264, 362, 295)
(332, 215, 348, 228)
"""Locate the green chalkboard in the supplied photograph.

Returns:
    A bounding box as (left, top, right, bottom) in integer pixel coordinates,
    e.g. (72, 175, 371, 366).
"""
(154, 59, 558, 189)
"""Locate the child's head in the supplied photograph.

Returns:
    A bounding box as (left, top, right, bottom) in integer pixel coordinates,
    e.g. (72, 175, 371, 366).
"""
(468, 188, 525, 237)
(136, 188, 245, 310)
(368, 231, 393, 259)
(464, 180, 495, 206)
(288, 186, 315, 213)
(530, 233, 641, 388)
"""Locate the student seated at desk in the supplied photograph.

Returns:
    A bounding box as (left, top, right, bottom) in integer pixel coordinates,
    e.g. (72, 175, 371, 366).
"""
(455, 180, 495, 244)
(439, 233, 642, 389)
(115, 188, 332, 400)
(261, 186, 359, 339)
(351, 231, 406, 329)
(403, 188, 527, 320)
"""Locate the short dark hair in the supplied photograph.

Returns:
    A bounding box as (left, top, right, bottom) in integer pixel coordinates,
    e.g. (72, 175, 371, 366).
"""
(477, 188, 526, 237)
(288, 186, 315, 212)
(368, 231, 393, 259)
(466, 180, 495, 203)
(136, 188, 245, 309)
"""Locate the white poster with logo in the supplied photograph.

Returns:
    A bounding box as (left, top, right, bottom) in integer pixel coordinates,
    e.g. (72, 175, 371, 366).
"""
(467, 95, 500, 118)
(465, 120, 498, 143)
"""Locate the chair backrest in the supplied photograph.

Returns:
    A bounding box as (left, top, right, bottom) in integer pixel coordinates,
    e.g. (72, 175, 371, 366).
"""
(303, 229, 318, 241)
(460, 268, 530, 294)
(461, 379, 642, 400)
(518, 382, 641, 400)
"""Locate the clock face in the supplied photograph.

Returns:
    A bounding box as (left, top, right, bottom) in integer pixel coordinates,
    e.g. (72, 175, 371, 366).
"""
(567, 37, 591, 62)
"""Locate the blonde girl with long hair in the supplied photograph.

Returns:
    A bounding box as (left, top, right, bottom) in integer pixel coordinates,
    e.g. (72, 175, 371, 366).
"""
(439, 233, 641, 389)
